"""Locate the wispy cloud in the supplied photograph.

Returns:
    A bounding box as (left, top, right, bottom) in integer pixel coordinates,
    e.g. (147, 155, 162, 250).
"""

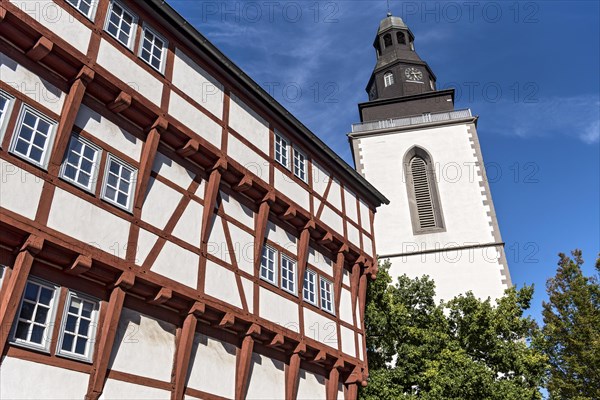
(474, 95, 600, 144)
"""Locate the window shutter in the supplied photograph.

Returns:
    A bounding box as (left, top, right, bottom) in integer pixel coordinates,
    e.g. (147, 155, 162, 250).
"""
(411, 157, 436, 228)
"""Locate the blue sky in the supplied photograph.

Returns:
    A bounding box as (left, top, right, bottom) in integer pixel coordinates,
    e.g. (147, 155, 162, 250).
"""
(169, 1, 600, 322)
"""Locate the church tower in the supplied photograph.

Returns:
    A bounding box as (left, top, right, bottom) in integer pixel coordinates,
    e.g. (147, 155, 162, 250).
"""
(349, 14, 511, 301)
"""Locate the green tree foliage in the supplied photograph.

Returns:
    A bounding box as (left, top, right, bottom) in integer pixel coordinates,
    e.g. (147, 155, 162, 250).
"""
(540, 250, 600, 399)
(360, 260, 547, 400)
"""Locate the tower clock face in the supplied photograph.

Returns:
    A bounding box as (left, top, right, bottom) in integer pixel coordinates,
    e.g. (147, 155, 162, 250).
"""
(405, 67, 423, 82)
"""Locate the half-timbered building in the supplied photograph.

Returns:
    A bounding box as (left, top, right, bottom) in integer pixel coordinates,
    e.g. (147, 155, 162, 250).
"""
(0, 1, 388, 399)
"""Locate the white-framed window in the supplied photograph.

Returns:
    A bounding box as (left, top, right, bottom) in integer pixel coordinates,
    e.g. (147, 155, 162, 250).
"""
(105, 0, 138, 49)
(57, 291, 99, 361)
(274, 132, 290, 169)
(303, 269, 318, 305)
(66, 0, 97, 19)
(260, 245, 277, 285)
(293, 148, 307, 182)
(9, 105, 57, 169)
(11, 279, 58, 352)
(320, 277, 334, 314)
(60, 135, 101, 192)
(0, 90, 15, 143)
(139, 24, 168, 73)
(280, 255, 296, 295)
(101, 154, 137, 211)
(384, 72, 394, 87)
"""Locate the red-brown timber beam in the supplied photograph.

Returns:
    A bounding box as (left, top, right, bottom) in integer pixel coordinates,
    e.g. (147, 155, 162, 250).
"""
(286, 342, 306, 400)
(48, 65, 95, 175)
(0, 234, 43, 360)
(85, 271, 135, 400)
(326, 358, 345, 400)
(253, 191, 275, 271)
(235, 324, 261, 400)
(171, 302, 205, 400)
(133, 117, 168, 212)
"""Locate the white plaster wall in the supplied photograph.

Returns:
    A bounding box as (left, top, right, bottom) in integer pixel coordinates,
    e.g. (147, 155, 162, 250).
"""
(172, 200, 203, 247)
(259, 287, 299, 332)
(343, 187, 358, 223)
(47, 188, 130, 257)
(187, 333, 237, 399)
(141, 177, 182, 229)
(303, 308, 338, 349)
(74, 104, 142, 161)
(266, 220, 297, 254)
(342, 269, 350, 286)
(246, 353, 286, 400)
(169, 92, 222, 148)
(100, 379, 170, 400)
(0, 51, 65, 114)
(297, 369, 327, 400)
(347, 223, 360, 249)
(357, 333, 364, 361)
(228, 223, 254, 275)
(229, 94, 269, 155)
(356, 124, 497, 254)
(97, 39, 163, 105)
(0, 357, 88, 399)
(206, 215, 229, 263)
(386, 249, 507, 302)
(227, 134, 269, 183)
(152, 151, 195, 190)
(205, 260, 243, 309)
(135, 228, 158, 266)
(308, 246, 333, 277)
(311, 161, 330, 197)
(10, 0, 91, 53)
(109, 308, 176, 383)
(320, 205, 343, 236)
(0, 159, 44, 220)
(339, 288, 353, 325)
(358, 199, 371, 233)
(221, 190, 254, 229)
(274, 168, 310, 210)
(355, 302, 362, 330)
(355, 123, 507, 300)
(326, 178, 343, 211)
(151, 240, 199, 288)
(362, 233, 373, 255)
(241, 276, 254, 313)
(340, 325, 356, 358)
(172, 48, 224, 118)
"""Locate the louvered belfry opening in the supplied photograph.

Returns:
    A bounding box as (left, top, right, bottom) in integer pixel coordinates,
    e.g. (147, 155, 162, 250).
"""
(410, 156, 436, 229)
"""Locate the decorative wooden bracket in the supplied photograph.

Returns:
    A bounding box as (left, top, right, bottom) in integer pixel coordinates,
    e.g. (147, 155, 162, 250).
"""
(66, 254, 92, 276)
(246, 323, 261, 338)
(189, 301, 206, 317)
(269, 333, 285, 347)
(219, 312, 235, 328)
(107, 91, 132, 113)
(234, 173, 253, 192)
(147, 287, 172, 305)
(113, 270, 135, 290)
(313, 350, 327, 363)
(0, 7, 7, 22)
(19, 234, 44, 255)
(176, 139, 200, 158)
(322, 231, 334, 245)
(282, 205, 297, 221)
(26, 36, 53, 62)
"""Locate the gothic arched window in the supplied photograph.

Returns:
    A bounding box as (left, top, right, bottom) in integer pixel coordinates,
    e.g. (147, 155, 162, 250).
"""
(383, 72, 394, 87)
(397, 32, 406, 44)
(404, 147, 445, 233)
(383, 34, 392, 48)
